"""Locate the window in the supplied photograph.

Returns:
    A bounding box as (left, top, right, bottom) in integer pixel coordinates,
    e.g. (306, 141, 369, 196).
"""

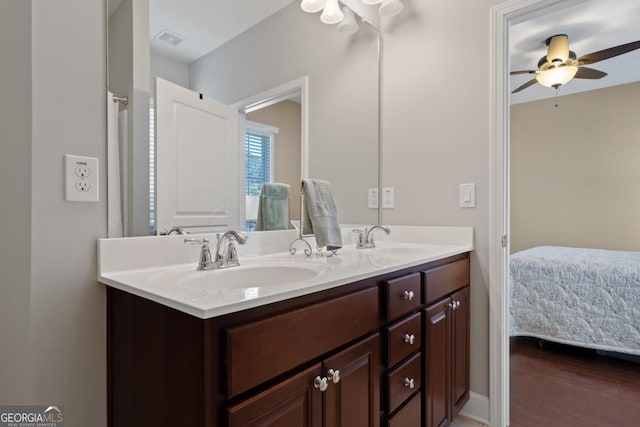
(244, 120, 279, 230)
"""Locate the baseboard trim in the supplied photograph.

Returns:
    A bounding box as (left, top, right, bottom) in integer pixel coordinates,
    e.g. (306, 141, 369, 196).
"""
(460, 391, 490, 426)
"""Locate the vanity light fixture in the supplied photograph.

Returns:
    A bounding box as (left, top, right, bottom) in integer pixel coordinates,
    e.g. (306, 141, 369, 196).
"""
(378, 0, 404, 17)
(337, 6, 360, 33)
(300, 0, 404, 30)
(321, 0, 344, 24)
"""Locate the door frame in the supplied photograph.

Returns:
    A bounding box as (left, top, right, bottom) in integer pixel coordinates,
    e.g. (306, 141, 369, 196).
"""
(232, 77, 309, 229)
(488, 0, 586, 425)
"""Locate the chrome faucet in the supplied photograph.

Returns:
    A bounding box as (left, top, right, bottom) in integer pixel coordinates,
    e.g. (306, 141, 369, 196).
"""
(353, 225, 391, 249)
(214, 231, 248, 269)
(184, 231, 248, 270)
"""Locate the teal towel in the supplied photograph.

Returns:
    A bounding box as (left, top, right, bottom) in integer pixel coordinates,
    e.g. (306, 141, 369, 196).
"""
(301, 179, 342, 251)
(255, 183, 290, 231)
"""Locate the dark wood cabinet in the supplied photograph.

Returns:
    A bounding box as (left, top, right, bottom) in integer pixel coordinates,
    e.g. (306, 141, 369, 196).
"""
(227, 364, 323, 427)
(324, 334, 380, 427)
(424, 297, 452, 427)
(107, 252, 470, 427)
(451, 287, 470, 416)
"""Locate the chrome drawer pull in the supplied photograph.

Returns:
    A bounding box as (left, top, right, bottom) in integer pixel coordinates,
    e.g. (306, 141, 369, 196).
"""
(314, 376, 328, 392)
(403, 290, 415, 301)
(327, 369, 341, 384)
(404, 377, 415, 389)
(404, 334, 416, 345)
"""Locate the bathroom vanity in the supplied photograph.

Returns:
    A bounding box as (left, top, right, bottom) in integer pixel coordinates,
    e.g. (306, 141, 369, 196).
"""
(99, 227, 472, 427)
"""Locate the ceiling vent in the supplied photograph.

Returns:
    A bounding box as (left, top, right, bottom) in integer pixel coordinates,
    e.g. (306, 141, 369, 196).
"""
(156, 30, 186, 47)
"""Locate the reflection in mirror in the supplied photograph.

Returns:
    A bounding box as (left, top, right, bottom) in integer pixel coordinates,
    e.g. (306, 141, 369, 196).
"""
(107, 0, 380, 237)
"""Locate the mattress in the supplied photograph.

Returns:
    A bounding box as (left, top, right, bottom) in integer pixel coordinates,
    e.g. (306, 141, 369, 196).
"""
(509, 246, 640, 355)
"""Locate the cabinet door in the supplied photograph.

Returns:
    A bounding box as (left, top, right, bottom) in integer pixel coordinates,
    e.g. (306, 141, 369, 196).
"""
(227, 364, 322, 427)
(424, 299, 451, 427)
(324, 333, 381, 427)
(451, 287, 470, 416)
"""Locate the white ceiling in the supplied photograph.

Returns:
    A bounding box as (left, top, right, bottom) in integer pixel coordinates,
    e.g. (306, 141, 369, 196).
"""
(150, 0, 294, 64)
(509, 0, 640, 104)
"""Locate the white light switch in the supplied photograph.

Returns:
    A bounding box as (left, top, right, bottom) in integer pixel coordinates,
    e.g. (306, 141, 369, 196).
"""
(382, 187, 394, 209)
(65, 155, 99, 202)
(368, 188, 379, 209)
(459, 183, 476, 208)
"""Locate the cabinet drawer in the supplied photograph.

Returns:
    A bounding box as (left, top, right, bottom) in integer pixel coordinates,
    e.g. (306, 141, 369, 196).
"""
(386, 352, 421, 414)
(226, 286, 379, 397)
(387, 392, 421, 427)
(384, 273, 421, 321)
(386, 312, 421, 368)
(423, 258, 469, 305)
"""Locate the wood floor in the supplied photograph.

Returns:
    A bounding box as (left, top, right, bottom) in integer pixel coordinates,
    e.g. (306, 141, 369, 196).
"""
(510, 337, 640, 427)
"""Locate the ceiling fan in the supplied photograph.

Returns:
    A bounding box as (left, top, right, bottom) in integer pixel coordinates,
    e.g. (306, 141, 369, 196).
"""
(511, 34, 640, 93)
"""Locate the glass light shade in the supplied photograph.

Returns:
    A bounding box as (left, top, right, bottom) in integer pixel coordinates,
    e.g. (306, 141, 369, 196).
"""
(379, 0, 404, 16)
(546, 34, 569, 63)
(301, 0, 325, 13)
(321, 0, 344, 24)
(535, 66, 578, 88)
(362, 0, 383, 4)
(338, 6, 359, 33)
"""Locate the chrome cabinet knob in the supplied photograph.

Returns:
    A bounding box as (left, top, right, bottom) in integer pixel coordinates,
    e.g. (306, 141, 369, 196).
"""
(327, 369, 341, 384)
(403, 290, 415, 301)
(314, 376, 328, 392)
(404, 334, 416, 345)
(456, 300, 461, 308)
(404, 378, 415, 389)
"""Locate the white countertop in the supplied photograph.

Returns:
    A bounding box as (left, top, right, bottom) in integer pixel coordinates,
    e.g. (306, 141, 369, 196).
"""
(98, 226, 473, 318)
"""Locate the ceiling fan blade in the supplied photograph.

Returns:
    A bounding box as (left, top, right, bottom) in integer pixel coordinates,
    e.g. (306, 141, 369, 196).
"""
(510, 69, 537, 75)
(512, 78, 538, 93)
(577, 40, 640, 65)
(574, 67, 607, 79)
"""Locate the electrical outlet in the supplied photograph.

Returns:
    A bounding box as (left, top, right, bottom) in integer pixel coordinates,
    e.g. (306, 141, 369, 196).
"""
(65, 155, 99, 202)
(368, 188, 379, 209)
(382, 187, 394, 209)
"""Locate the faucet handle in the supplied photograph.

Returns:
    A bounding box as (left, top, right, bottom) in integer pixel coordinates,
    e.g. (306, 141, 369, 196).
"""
(184, 238, 214, 270)
(352, 229, 366, 248)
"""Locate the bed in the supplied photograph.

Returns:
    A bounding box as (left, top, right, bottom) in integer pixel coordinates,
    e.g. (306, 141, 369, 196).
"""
(509, 246, 640, 355)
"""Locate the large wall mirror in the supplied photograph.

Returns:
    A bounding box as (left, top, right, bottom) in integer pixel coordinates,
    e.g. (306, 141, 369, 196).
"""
(107, 0, 381, 237)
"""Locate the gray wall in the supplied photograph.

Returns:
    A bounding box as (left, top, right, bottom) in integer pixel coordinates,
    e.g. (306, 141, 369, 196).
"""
(381, 0, 503, 397)
(0, 0, 32, 402)
(190, 2, 380, 226)
(0, 1, 108, 426)
(150, 51, 190, 91)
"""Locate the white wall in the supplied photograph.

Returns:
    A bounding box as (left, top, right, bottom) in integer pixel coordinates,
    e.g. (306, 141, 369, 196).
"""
(0, 1, 108, 426)
(511, 81, 640, 254)
(381, 0, 503, 398)
(189, 2, 380, 226)
(0, 0, 32, 402)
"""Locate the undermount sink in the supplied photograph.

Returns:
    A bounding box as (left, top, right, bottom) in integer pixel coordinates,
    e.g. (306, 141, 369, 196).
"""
(144, 261, 329, 294)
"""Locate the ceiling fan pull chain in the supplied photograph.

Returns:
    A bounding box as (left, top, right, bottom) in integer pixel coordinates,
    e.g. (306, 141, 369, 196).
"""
(554, 89, 559, 108)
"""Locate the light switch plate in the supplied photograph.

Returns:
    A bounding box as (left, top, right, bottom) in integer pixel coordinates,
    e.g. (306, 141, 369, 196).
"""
(382, 187, 394, 209)
(65, 155, 99, 202)
(368, 188, 379, 209)
(459, 183, 476, 208)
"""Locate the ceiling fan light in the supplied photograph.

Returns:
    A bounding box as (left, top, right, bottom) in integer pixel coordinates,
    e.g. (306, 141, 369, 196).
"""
(321, 0, 344, 24)
(535, 65, 578, 88)
(301, 0, 325, 13)
(546, 34, 570, 64)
